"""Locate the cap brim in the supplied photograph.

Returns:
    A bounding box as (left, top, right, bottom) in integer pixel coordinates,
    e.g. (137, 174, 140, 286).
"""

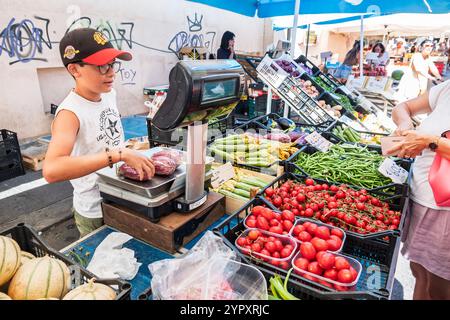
(82, 48, 132, 65)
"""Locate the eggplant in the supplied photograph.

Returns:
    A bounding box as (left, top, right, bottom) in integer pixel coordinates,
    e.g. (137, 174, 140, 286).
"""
(276, 117, 294, 130)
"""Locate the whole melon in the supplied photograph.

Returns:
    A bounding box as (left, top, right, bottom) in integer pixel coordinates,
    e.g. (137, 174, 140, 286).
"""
(0, 236, 21, 286)
(0, 292, 12, 300)
(8, 256, 71, 300)
(63, 278, 116, 300)
(20, 252, 36, 267)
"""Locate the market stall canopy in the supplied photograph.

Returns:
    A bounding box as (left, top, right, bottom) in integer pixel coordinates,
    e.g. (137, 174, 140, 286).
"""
(324, 13, 450, 36)
(187, 0, 450, 18)
(272, 13, 373, 30)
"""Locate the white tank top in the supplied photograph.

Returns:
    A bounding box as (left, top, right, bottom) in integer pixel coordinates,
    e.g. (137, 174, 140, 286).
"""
(55, 89, 124, 218)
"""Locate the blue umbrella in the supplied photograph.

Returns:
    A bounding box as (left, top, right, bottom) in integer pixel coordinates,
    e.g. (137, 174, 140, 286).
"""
(188, 0, 450, 18)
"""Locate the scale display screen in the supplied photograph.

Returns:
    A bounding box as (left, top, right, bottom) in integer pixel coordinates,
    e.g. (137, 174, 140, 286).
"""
(201, 78, 237, 103)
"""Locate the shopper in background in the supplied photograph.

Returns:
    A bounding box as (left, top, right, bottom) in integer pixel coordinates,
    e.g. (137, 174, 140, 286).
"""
(390, 38, 406, 62)
(389, 80, 450, 300)
(411, 39, 443, 96)
(333, 40, 360, 83)
(366, 42, 390, 66)
(217, 31, 237, 60)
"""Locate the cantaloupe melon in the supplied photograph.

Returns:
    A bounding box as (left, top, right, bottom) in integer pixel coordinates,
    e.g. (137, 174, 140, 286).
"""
(20, 252, 35, 267)
(0, 292, 12, 300)
(0, 236, 21, 286)
(8, 256, 71, 300)
(63, 278, 116, 300)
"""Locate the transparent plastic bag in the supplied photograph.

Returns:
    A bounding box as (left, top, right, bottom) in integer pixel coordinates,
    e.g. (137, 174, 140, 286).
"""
(148, 231, 267, 300)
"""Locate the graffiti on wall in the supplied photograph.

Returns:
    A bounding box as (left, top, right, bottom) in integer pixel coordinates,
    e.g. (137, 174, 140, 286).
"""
(0, 16, 53, 65)
(168, 13, 216, 55)
(117, 65, 137, 86)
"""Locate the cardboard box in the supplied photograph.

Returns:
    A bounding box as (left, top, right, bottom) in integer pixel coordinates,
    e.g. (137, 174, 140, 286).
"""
(102, 192, 225, 254)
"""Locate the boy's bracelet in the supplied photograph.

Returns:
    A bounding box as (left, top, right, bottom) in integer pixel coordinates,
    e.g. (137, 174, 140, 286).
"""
(105, 147, 113, 168)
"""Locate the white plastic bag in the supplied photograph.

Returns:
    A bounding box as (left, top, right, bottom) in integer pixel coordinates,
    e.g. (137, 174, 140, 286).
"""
(148, 231, 267, 300)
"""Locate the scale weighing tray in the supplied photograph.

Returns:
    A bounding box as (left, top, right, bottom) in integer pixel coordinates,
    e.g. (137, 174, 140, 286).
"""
(97, 147, 214, 199)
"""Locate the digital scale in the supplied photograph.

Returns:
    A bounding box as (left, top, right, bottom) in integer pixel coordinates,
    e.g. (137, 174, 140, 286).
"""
(98, 60, 245, 222)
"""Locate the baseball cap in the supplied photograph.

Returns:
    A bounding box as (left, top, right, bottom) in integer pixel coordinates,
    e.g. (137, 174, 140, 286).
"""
(59, 28, 132, 67)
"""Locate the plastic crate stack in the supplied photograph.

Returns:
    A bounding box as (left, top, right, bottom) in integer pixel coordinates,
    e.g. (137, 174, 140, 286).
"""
(0, 129, 25, 182)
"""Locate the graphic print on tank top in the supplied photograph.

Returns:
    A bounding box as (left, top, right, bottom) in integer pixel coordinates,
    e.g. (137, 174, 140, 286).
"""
(97, 107, 122, 147)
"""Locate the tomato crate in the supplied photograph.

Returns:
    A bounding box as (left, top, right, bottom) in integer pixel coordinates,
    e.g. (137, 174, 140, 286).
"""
(213, 198, 400, 300)
(0, 223, 132, 300)
(258, 171, 409, 241)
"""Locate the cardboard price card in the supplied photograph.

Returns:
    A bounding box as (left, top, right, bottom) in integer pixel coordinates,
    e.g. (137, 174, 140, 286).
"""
(305, 131, 334, 153)
(211, 162, 235, 189)
(378, 158, 408, 184)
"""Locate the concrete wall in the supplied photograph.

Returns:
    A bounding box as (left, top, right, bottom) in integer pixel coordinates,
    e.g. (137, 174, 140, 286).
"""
(0, 0, 269, 140)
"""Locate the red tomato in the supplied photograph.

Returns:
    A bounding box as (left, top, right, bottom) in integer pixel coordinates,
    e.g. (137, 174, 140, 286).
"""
(302, 222, 311, 228)
(248, 230, 261, 241)
(349, 266, 358, 281)
(326, 239, 341, 252)
(327, 202, 338, 209)
(315, 226, 331, 240)
(256, 217, 270, 230)
(300, 242, 317, 261)
(259, 249, 271, 261)
(356, 203, 366, 211)
(267, 236, 277, 242)
(274, 240, 283, 252)
(306, 223, 318, 234)
(307, 261, 323, 276)
(305, 178, 315, 186)
(261, 208, 275, 221)
(293, 225, 305, 236)
(264, 241, 276, 253)
(246, 219, 256, 228)
(336, 190, 346, 199)
(330, 185, 339, 192)
(237, 237, 247, 247)
(272, 251, 281, 259)
(247, 214, 256, 220)
(303, 273, 318, 283)
(319, 280, 334, 289)
(314, 185, 322, 191)
(335, 257, 351, 270)
(321, 184, 329, 191)
(270, 259, 280, 267)
(272, 196, 282, 208)
(317, 252, 336, 270)
(284, 244, 294, 252)
(297, 231, 312, 242)
(252, 206, 265, 216)
(311, 203, 319, 212)
(279, 261, 290, 270)
(294, 257, 310, 272)
(331, 228, 344, 239)
(292, 209, 300, 216)
(281, 210, 295, 222)
(269, 226, 283, 234)
(316, 251, 326, 261)
(311, 237, 329, 252)
(265, 187, 274, 197)
(296, 194, 306, 203)
(282, 220, 294, 232)
(323, 269, 338, 281)
(334, 284, 349, 291)
(280, 248, 292, 258)
(337, 269, 354, 284)
(269, 218, 280, 227)
(251, 242, 262, 252)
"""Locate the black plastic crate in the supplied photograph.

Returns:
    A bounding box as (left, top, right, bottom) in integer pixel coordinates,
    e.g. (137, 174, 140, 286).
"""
(258, 171, 409, 241)
(0, 130, 25, 182)
(295, 55, 321, 76)
(213, 198, 400, 300)
(313, 73, 341, 92)
(0, 223, 131, 300)
(299, 73, 325, 99)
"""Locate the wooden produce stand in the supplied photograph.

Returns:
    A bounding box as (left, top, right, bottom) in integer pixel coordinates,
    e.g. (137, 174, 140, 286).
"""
(102, 191, 225, 254)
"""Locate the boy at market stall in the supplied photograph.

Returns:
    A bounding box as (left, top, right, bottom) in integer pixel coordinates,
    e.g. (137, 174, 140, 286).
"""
(43, 28, 155, 237)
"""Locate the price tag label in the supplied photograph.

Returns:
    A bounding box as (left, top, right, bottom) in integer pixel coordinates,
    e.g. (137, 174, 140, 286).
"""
(211, 162, 235, 189)
(378, 158, 408, 184)
(305, 131, 334, 152)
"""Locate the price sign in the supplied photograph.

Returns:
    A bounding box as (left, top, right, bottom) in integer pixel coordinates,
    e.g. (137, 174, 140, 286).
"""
(211, 162, 235, 189)
(305, 131, 334, 152)
(378, 158, 408, 184)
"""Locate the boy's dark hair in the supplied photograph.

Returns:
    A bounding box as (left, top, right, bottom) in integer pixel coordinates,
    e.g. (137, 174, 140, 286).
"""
(220, 31, 235, 50)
